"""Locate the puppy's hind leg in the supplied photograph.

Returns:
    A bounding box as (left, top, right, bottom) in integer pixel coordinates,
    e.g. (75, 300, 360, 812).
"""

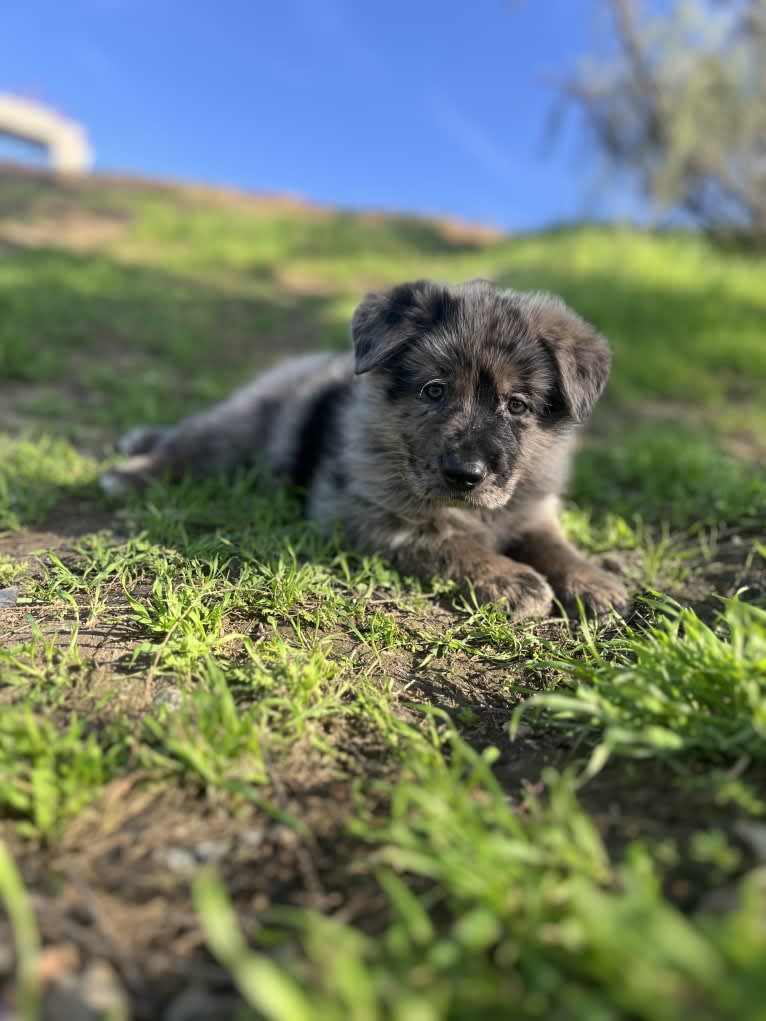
(100, 426, 217, 495)
(100, 426, 173, 496)
(117, 425, 171, 456)
(100, 452, 163, 496)
(100, 396, 267, 497)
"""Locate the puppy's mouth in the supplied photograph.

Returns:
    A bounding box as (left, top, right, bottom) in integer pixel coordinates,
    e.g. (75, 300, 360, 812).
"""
(435, 492, 477, 507)
(433, 481, 494, 508)
(435, 476, 517, 511)
(411, 481, 479, 508)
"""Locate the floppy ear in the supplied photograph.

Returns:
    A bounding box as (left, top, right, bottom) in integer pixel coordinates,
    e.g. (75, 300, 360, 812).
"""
(530, 295, 612, 423)
(351, 280, 454, 374)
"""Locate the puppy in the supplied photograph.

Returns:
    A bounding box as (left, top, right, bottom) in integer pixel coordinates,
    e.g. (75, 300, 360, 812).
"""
(102, 279, 628, 619)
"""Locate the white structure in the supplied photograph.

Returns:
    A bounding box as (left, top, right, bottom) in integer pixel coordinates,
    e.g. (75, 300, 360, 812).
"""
(0, 93, 92, 172)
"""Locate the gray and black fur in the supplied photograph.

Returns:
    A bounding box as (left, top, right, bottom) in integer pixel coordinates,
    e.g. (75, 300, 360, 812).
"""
(102, 279, 628, 619)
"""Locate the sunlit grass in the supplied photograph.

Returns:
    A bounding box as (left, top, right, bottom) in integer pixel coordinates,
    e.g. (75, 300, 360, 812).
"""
(2, 179, 765, 440)
(513, 597, 766, 773)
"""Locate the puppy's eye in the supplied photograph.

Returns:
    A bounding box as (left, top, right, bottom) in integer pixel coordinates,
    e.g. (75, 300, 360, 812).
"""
(508, 396, 529, 415)
(421, 381, 446, 401)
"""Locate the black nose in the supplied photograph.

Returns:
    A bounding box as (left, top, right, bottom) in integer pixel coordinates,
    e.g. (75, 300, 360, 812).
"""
(440, 453, 487, 490)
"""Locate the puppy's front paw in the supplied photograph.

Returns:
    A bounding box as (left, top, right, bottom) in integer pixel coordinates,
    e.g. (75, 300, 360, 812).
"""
(506, 566, 556, 621)
(474, 565, 554, 621)
(555, 562, 629, 618)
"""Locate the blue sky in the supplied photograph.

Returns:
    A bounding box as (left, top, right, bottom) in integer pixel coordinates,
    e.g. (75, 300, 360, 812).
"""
(2, 0, 646, 230)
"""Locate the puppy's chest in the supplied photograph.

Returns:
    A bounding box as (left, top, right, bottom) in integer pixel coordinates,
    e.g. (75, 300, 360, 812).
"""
(440, 500, 548, 550)
(436, 506, 510, 551)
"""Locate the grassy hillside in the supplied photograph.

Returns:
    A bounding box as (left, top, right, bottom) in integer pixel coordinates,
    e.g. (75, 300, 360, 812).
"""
(0, 167, 765, 1020)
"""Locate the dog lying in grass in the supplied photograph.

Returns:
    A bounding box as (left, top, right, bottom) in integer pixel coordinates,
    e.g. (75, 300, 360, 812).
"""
(101, 279, 628, 618)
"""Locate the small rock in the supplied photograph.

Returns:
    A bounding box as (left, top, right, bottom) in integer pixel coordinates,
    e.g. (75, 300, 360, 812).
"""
(153, 688, 183, 712)
(510, 724, 532, 741)
(79, 960, 129, 1019)
(39, 943, 81, 983)
(270, 824, 298, 848)
(0, 588, 18, 610)
(157, 847, 197, 876)
(43, 958, 128, 1021)
(193, 839, 228, 864)
(697, 884, 741, 915)
(240, 827, 266, 847)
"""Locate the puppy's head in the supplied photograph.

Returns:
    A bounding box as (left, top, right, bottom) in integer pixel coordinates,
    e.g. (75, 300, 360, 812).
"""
(351, 279, 611, 509)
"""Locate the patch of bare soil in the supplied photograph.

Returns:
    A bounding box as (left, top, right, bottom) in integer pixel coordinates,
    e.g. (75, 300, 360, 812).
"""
(0, 509, 115, 561)
(0, 163, 504, 246)
(681, 524, 766, 618)
(0, 768, 390, 1020)
(0, 211, 127, 251)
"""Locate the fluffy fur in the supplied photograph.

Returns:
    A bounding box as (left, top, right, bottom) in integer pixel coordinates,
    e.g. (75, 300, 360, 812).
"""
(101, 279, 628, 619)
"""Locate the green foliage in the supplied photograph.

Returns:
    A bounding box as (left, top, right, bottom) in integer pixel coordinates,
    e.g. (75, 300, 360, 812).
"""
(196, 736, 766, 1021)
(0, 843, 41, 1020)
(558, 0, 766, 241)
(0, 708, 127, 836)
(513, 597, 766, 772)
(0, 434, 99, 531)
(572, 426, 766, 528)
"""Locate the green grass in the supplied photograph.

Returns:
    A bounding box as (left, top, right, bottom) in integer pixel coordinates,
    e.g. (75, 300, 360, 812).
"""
(196, 733, 766, 1021)
(0, 707, 126, 837)
(1, 169, 765, 1019)
(571, 427, 766, 529)
(0, 434, 100, 530)
(513, 597, 766, 774)
(0, 843, 40, 1020)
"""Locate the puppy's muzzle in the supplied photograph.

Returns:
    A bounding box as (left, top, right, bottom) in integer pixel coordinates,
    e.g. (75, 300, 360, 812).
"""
(440, 453, 487, 491)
